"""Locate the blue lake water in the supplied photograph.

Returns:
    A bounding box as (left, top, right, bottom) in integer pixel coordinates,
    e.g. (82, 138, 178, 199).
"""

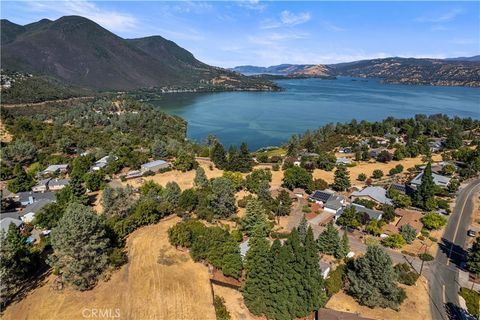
(152, 78, 480, 150)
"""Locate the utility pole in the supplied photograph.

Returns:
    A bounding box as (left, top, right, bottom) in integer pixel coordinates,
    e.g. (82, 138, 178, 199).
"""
(419, 242, 429, 276)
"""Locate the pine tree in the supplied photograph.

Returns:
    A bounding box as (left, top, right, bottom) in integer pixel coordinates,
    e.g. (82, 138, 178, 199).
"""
(208, 177, 237, 218)
(240, 198, 270, 236)
(414, 162, 436, 210)
(284, 229, 306, 317)
(339, 231, 350, 258)
(303, 227, 327, 314)
(243, 227, 271, 316)
(211, 142, 227, 169)
(266, 240, 291, 320)
(238, 142, 254, 172)
(467, 237, 480, 276)
(317, 220, 341, 257)
(194, 167, 209, 189)
(347, 245, 406, 309)
(332, 165, 351, 191)
(298, 215, 308, 243)
(49, 203, 110, 290)
(164, 181, 181, 207)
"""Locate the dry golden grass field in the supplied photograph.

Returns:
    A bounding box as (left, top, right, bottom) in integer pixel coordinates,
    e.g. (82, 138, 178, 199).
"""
(3, 216, 216, 320)
(326, 276, 432, 320)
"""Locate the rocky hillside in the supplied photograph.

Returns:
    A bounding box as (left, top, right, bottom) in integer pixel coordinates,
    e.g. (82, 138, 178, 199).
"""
(1, 16, 277, 92)
(329, 57, 480, 87)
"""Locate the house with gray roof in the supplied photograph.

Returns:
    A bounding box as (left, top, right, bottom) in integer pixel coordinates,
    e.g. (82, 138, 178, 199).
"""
(48, 178, 70, 191)
(140, 160, 170, 173)
(0, 217, 23, 233)
(239, 239, 250, 259)
(338, 204, 383, 222)
(336, 157, 351, 165)
(32, 179, 50, 193)
(40, 164, 69, 176)
(16, 191, 56, 206)
(351, 186, 393, 205)
(410, 171, 451, 188)
(310, 190, 346, 214)
(21, 198, 55, 223)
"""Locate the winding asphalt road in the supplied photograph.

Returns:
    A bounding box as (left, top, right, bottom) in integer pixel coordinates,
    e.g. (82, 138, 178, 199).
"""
(428, 178, 480, 320)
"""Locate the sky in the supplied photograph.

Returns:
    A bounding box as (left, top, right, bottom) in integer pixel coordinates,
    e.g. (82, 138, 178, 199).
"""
(2, 1, 479, 67)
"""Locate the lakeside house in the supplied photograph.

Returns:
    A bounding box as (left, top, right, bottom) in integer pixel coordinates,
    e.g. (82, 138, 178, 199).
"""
(336, 157, 351, 165)
(48, 178, 70, 191)
(0, 217, 23, 233)
(21, 198, 55, 223)
(40, 164, 69, 176)
(91, 155, 118, 171)
(351, 186, 393, 205)
(410, 171, 451, 188)
(32, 179, 50, 193)
(309, 190, 346, 214)
(15, 191, 56, 206)
(140, 160, 171, 173)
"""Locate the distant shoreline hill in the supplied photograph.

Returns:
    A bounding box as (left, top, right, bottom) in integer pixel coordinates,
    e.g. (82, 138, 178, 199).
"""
(231, 56, 480, 87)
(1, 16, 278, 93)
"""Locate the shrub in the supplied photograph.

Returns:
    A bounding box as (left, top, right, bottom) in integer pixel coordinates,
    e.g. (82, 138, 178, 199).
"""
(399, 224, 417, 244)
(421, 213, 447, 230)
(428, 236, 438, 242)
(270, 231, 291, 239)
(401, 250, 417, 257)
(357, 173, 367, 181)
(372, 169, 384, 179)
(238, 194, 254, 208)
(394, 263, 419, 286)
(302, 205, 312, 213)
(108, 248, 128, 269)
(143, 170, 155, 177)
(272, 164, 280, 171)
(325, 264, 346, 296)
(382, 234, 406, 248)
(418, 253, 434, 261)
(213, 295, 231, 320)
(459, 288, 480, 318)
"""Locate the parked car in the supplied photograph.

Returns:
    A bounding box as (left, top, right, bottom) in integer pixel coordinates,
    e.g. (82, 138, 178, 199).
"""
(467, 229, 477, 237)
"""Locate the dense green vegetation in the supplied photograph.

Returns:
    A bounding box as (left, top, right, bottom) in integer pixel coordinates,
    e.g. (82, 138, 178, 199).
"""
(168, 219, 242, 278)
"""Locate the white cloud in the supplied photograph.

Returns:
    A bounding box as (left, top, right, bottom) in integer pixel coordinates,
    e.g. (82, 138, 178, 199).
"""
(25, 0, 137, 33)
(417, 8, 463, 23)
(280, 10, 311, 26)
(237, 0, 267, 12)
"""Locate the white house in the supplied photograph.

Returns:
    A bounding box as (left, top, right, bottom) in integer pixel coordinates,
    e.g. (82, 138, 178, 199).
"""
(351, 186, 393, 205)
(40, 164, 68, 176)
(410, 171, 451, 188)
(140, 160, 171, 173)
(48, 179, 70, 191)
(21, 198, 55, 223)
(32, 179, 50, 193)
(309, 190, 346, 214)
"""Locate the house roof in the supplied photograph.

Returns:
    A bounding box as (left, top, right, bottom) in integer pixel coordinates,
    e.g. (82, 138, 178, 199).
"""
(326, 197, 344, 210)
(292, 188, 305, 195)
(349, 204, 383, 221)
(239, 239, 250, 258)
(142, 160, 168, 168)
(410, 171, 451, 187)
(33, 179, 51, 189)
(390, 183, 406, 194)
(310, 190, 335, 203)
(48, 178, 70, 187)
(0, 217, 22, 233)
(42, 164, 68, 173)
(336, 157, 351, 164)
(17, 191, 56, 204)
(0, 212, 20, 220)
(22, 198, 55, 216)
(351, 186, 393, 205)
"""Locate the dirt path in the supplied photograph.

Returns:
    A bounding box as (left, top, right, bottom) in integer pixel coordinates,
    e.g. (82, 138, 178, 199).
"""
(3, 216, 216, 320)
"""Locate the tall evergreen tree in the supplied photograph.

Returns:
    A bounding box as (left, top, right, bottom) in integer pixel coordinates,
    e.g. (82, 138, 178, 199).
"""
(347, 245, 406, 310)
(266, 240, 291, 320)
(243, 227, 272, 316)
(414, 162, 436, 210)
(211, 142, 227, 169)
(467, 237, 480, 276)
(238, 142, 254, 173)
(317, 220, 342, 258)
(208, 177, 237, 218)
(164, 181, 181, 207)
(298, 215, 308, 243)
(49, 203, 110, 290)
(240, 198, 270, 236)
(303, 227, 327, 314)
(194, 167, 209, 189)
(332, 165, 351, 191)
(339, 231, 350, 258)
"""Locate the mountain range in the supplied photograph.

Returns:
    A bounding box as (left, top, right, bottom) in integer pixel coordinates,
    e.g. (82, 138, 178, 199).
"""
(232, 56, 480, 87)
(1, 16, 277, 92)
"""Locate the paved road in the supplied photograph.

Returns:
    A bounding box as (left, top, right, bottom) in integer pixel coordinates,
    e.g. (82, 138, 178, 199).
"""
(428, 178, 480, 320)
